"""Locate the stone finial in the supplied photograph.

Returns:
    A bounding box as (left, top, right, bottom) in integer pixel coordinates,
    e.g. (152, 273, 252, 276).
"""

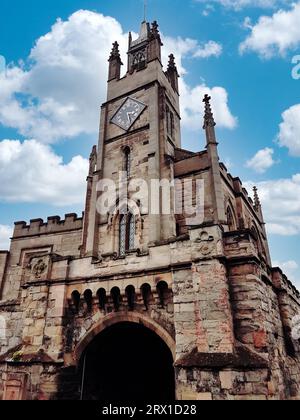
(168, 54, 177, 72)
(109, 42, 122, 62)
(151, 20, 160, 37)
(89, 145, 97, 176)
(108, 41, 123, 81)
(166, 54, 179, 93)
(203, 94, 216, 129)
(253, 186, 261, 209)
(128, 31, 132, 47)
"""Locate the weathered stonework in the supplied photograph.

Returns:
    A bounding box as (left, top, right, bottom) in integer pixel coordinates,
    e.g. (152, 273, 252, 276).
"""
(0, 20, 299, 401)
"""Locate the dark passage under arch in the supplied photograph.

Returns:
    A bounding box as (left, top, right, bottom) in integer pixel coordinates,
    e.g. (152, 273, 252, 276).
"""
(80, 322, 175, 401)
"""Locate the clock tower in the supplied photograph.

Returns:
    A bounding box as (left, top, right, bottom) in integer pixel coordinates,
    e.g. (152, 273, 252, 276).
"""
(82, 20, 181, 258)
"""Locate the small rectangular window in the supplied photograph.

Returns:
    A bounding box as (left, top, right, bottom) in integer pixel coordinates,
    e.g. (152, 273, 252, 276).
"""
(170, 112, 174, 137)
(166, 105, 174, 138)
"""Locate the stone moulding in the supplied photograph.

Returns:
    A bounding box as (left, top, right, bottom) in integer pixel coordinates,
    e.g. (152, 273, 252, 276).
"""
(175, 345, 269, 369)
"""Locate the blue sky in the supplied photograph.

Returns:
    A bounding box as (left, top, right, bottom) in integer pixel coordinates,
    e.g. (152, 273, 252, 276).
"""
(0, 0, 299, 285)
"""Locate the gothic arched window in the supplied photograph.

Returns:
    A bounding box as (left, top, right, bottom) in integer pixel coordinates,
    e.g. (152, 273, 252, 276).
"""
(119, 212, 135, 256)
(251, 225, 261, 254)
(226, 206, 236, 232)
(133, 51, 146, 71)
(124, 147, 131, 178)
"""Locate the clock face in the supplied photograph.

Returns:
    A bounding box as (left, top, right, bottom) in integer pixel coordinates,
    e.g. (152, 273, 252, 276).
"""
(111, 97, 147, 131)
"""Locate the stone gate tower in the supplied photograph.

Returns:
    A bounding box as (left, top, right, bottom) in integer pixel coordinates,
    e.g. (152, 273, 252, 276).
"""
(0, 20, 300, 401)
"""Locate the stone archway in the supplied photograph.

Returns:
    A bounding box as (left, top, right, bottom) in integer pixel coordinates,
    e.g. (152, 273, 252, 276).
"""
(75, 313, 176, 401)
(75, 312, 176, 362)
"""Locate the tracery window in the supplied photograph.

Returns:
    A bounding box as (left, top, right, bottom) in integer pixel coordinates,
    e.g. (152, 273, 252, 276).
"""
(133, 51, 146, 71)
(119, 212, 135, 256)
(226, 206, 236, 232)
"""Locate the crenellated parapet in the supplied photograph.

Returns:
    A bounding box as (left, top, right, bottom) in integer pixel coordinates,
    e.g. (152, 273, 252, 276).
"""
(220, 165, 259, 217)
(220, 164, 264, 220)
(13, 213, 83, 239)
(272, 267, 300, 303)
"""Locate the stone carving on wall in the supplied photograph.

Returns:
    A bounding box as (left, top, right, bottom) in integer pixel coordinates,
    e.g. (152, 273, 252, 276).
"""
(32, 258, 48, 279)
(195, 231, 215, 256)
(22, 251, 51, 284)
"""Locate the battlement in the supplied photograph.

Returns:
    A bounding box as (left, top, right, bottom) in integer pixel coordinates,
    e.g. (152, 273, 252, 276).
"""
(220, 163, 259, 217)
(272, 267, 300, 303)
(13, 213, 84, 239)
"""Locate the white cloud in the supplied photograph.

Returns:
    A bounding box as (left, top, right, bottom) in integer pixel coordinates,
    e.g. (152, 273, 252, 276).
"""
(0, 11, 129, 143)
(179, 82, 237, 130)
(246, 147, 276, 173)
(162, 37, 222, 65)
(195, 0, 287, 11)
(0, 225, 12, 250)
(245, 174, 300, 236)
(202, 4, 216, 16)
(162, 37, 200, 76)
(161, 37, 236, 130)
(0, 139, 88, 206)
(278, 104, 300, 156)
(193, 41, 223, 58)
(0, 10, 234, 143)
(240, 3, 300, 58)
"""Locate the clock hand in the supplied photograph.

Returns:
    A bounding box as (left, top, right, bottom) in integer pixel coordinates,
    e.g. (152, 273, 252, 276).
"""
(127, 111, 135, 123)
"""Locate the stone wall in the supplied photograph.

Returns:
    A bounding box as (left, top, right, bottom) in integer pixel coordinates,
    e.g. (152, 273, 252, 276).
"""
(0, 222, 299, 400)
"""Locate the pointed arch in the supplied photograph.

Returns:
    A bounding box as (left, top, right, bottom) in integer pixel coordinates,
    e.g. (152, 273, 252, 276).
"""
(250, 223, 266, 258)
(74, 312, 176, 363)
(133, 51, 146, 71)
(106, 199, 141, 255)
(250, 224, 260, 254)
(226, 201, 237, 232)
